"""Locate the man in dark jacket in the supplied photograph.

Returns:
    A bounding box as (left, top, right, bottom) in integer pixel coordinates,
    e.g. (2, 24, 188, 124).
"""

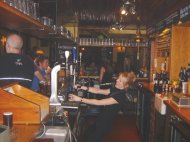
(0, 34, 34, 88)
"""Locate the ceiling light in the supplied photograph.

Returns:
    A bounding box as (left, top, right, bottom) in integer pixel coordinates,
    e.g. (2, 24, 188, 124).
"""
(120, 0, 136, 16)
(121, 9, 126, 15)
(111, 22, 124, 30)
(120, 5, 126, 15)
(125, 1, 131, 5)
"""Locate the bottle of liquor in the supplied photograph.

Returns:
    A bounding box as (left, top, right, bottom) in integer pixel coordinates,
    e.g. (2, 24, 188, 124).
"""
(154, 72, 159, 93)
(187, 63, 190, 93)
(179, 67, 184, 89)
(182, 67, 188, 94)
(161, 59, 167, 72)
(162, 82, 166, 93)
(183, 67, 188, 82)
(158, 73, 163, 93)
(165, 80, 169, 93)
(187, 63, 190, 80)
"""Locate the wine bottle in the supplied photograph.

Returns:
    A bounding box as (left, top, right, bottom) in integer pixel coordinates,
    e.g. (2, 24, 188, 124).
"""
(187, 63, 190, 80)
(182, 67, 188, 94)
(187, 63, 190, 93)
(154, 73, 159, 93)
(179, 67, 184, 89)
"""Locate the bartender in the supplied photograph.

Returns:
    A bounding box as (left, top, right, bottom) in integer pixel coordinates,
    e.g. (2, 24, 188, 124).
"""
(0, 33, 34, 88)
(69, 72, 136, 142)
(31, 55, 51, 91)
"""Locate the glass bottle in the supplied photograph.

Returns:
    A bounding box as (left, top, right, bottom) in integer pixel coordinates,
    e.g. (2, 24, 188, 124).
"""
(182, 67, 188, 94)
(186, 63, 190, 80)
(179, 67, 184, 89)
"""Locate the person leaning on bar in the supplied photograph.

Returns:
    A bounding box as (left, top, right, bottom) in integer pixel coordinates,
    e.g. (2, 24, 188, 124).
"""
(0, 33, 35, 88)
(69, 72, 136, 142)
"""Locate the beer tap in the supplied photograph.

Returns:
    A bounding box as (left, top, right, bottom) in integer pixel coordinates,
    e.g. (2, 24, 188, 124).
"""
(65, 51, 70, 71)
(50, 51, 68, 105)
(79, 52, 82, 67)
(72, 47, 77, 86)
(49, 63, 65, 106)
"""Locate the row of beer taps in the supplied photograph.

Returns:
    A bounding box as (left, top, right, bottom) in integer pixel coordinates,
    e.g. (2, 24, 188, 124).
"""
(49, 47, 82, 106)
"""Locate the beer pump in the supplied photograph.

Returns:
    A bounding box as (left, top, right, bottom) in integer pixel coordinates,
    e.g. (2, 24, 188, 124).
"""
(49, 50, 70, 106)
(49, 63, 64, 106)
(72, 47, 77, 86)
(49, 48, 78, 106)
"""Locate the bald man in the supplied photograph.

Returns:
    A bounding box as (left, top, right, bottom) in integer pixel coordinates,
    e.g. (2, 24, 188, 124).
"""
(0, 34, 34, 88)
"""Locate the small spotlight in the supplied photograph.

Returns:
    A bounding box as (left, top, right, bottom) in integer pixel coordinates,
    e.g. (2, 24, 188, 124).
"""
(82, 48, 85, 51)
(120, 5, 126, 15)
(112, 27, 116, 30)
(121, 9, 126, 15)
(125, 1, 131, 5)
(178, 21, 182, 25)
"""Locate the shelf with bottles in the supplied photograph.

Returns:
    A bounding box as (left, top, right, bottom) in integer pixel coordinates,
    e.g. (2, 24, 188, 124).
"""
(154, 63, 190, 95)
(156, 43, 170, 49)
(156, 49, 169, 58)
(153, 71, 170, 93)
(0, 1, 75, 43)
(178, 64, 190, 94)
(155, 28, 171, 57)
(156, 33, 171, 43)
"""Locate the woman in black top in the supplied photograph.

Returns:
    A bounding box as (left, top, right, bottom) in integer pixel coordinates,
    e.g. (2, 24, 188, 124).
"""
(99, 59, 113, 86)
(69, 72, 136, 142)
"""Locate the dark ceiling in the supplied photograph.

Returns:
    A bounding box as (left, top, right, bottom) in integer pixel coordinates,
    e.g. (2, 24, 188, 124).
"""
(37, 0, 190, 37)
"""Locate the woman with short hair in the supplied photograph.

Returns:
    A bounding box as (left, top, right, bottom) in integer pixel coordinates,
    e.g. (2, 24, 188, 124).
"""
(69, 72, 136, 142)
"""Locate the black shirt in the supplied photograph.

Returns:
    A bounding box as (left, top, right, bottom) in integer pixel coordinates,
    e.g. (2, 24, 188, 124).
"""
(0, 53, 34, 88)
(96, 87, 126, 126)
(85, 87, 126, 142)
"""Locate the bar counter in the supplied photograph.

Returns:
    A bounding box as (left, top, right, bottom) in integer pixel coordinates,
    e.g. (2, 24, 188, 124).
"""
(164, 100, 190, 125)
(141, 82, 154, 93)
(11, 124, 40, 142)
(140, 82, 190, 125)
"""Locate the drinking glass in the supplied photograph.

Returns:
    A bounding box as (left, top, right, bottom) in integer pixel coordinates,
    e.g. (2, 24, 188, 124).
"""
(33, 2, 40, 20)
(3, 0, 10, 5)
(20, 0, 26, 14)
(9, 0, 13, 6)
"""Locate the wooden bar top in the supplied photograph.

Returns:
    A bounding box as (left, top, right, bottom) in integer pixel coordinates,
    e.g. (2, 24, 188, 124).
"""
(11, 124, 40, 142)
(141, 82, 154, 93)
(164, 100, 190, 125)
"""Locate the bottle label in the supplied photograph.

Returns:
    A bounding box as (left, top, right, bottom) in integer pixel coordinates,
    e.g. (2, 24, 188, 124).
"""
(153, 74, 156, 82)
(159, 80, 163, 84)
(182, 82, 188, 94)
